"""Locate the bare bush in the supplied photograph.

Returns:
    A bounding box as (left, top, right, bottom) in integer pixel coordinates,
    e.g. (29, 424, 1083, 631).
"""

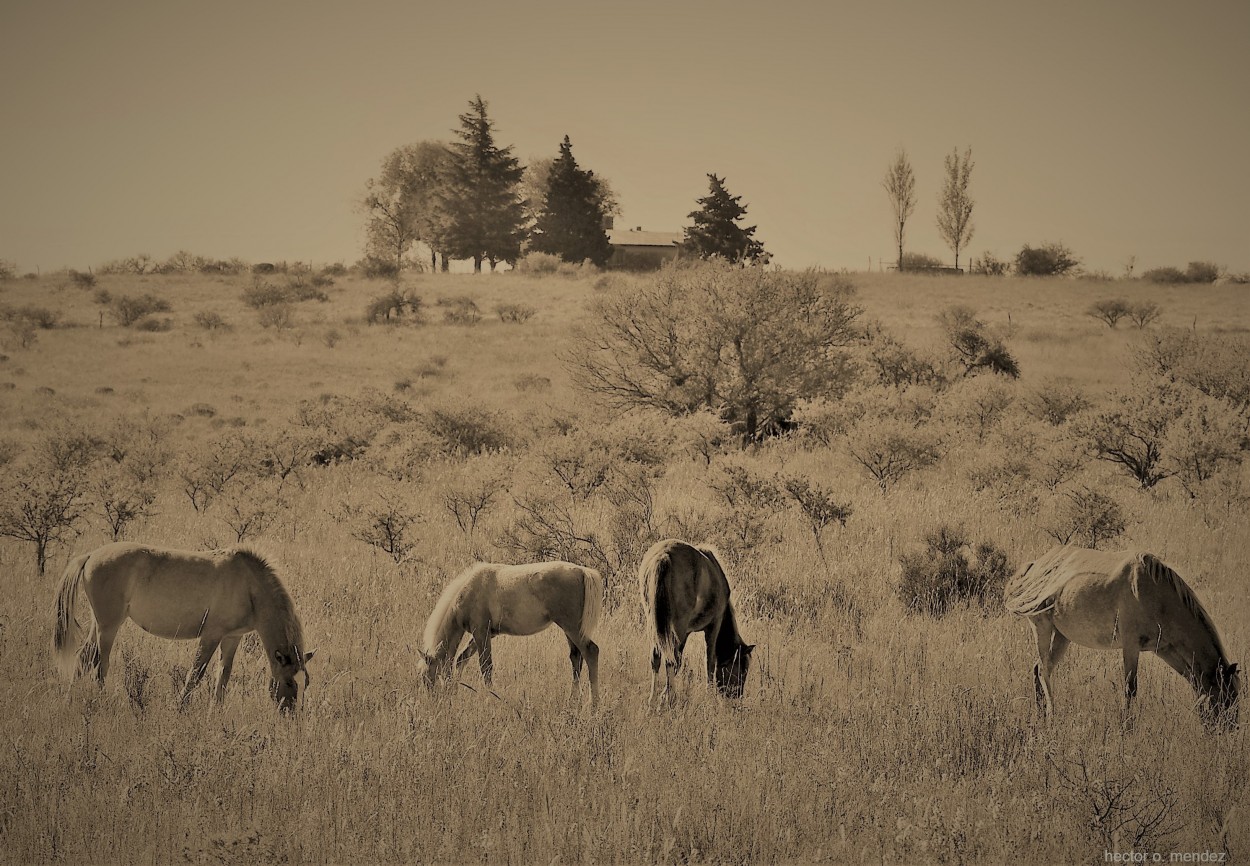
(846, 416, 941, 492)
(494, 303, 536, 323)
(441, 296, 482, 325)
(0, 427, 94, 573)
(1024, 379, 1090, 426)
(339, 491, 423, 564)
(1086, 298, 1130, 329)
(569, 263, 860, 441)
(1044, 486, 1128, 549)
(442, 456, 510, 536)
(1164, 394, 1248, 498)
(421, 404, 513, 457)
(1074, 384, 1182, 489)
(1126, 301, 1162, 329)
(709, 464, 786, 552)
(112, 293, 172, 327)
(937, 305, 1019, 378)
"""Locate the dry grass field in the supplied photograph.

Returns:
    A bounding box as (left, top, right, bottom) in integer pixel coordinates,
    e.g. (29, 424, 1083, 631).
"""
(1, 266, 1248, 864)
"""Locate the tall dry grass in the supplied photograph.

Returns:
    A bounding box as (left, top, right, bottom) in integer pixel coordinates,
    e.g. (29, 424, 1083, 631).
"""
(0, 268, 1247, 863)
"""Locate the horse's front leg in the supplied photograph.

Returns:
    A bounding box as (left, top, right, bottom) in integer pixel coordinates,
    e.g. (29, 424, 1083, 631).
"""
(181, 637, 221, 705)
(214, 636, 243, 703)
(454, 640, 479, 670)
(472, 630, 494, 685)
(704, 622, 723, 688)
(1122, 642, 1141, 717)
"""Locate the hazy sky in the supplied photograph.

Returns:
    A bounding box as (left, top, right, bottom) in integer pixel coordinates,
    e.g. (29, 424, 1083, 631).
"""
(2, 0, 1247, 274)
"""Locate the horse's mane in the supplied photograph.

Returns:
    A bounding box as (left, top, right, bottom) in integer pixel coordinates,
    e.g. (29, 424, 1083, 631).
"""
(1139, 553, 1230, 662)
(233, 546, 305, 650)
(422, 565, 477, 654)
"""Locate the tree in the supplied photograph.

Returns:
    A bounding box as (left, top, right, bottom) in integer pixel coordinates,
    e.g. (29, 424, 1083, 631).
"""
(882, 150, 916, 271)
(569, 263, 859, 441)
(936, 147, 975, 270)
(437, 95, 527, 273)
(681, 174, 767, 263)
(362, 142, 452, 278)
(529, 136, 614, 266)
(521, 152, 619, 232)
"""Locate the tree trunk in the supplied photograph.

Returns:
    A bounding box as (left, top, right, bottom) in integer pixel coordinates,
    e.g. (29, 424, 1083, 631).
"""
(430, 248, 437, 271)
(488, 258, 497, 272)
(473, 255, 482, 273)
(897, 236, 904, 271)
(440, 254, 450, 273)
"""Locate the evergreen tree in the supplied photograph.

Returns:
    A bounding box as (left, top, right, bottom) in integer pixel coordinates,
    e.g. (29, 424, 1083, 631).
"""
(437, 95, 527, 272)
(682, 174, 767, 263)
(530, 136, 613, 266)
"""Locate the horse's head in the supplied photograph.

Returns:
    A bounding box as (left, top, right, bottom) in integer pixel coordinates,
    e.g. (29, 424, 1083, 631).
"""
(415, 649, 437, 690)
(715, 644, 755, 699)
(270, 647, 315, 713)
(1198, 661, 1240, 730)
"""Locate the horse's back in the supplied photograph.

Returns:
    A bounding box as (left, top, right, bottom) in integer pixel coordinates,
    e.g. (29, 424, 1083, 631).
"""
(639, 538, 728, 631)
(1006, 545, 1138, 617)
(469, 561, 597, 637)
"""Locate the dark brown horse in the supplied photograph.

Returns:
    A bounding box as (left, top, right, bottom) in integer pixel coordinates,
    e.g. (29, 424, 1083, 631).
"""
(638, 538, 754, 703)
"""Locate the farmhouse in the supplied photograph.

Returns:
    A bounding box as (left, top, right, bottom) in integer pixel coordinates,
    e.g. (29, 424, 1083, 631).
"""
(607, 226, 682, 270)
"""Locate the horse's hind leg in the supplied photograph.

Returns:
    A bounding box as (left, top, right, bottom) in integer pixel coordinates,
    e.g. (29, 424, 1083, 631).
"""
(565, 634, 599, 707)
(214, 636, 243, 703)
(94, 622, 122, 686)
(1031, 616, 1069, 717)
(181, 637, 221, 705)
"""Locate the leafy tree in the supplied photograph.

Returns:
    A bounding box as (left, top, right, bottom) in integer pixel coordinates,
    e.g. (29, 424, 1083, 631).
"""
(936, 147, 975, 269)
(437, 95, 527, 273)
(882, 150, 916, 270)
(362, 142, 453, 277)
(1086, 298, 1131, 328)
(569, 263, 858, 441)
(1016, 242, 1080, 276)
(681, 174, 767, 263)
(529, 136, 613, 267)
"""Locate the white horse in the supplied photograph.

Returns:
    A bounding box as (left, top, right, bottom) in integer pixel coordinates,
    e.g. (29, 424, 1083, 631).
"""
(1006, 545, 1239, 726)
(416, 561, 603, 706)
(54, 542, 314, 711)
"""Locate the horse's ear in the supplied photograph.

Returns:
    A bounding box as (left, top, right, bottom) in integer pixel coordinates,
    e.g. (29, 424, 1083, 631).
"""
(303, 650, 316, 663)
(274, 650, 289, 665)
(743, 644, 756, 655)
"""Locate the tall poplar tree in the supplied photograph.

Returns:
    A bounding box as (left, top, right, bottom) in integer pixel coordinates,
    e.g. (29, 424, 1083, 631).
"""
(530, 136, 613, 266)
(882, 149, 916, 271)
(937, 147, 975, 270)
(437, 95, 527, 272)
(681, 174, 767, 263)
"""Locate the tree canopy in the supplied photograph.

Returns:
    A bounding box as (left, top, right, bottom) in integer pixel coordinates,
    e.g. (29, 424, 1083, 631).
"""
(436, 95, 527, 272)
(529, 136, 614, 267)
(681, 174, 767, 264)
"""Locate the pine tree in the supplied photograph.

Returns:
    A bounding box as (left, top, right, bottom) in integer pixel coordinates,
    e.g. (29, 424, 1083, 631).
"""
(437, 95, 527, 273)
(682, 174, 767, 263)
(530, 136, 613, 267)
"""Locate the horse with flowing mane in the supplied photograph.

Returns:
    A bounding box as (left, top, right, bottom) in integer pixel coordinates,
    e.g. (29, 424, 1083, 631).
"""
(638, 538, 754, 703)
(53, 542, 314, 711)
(415, 560, 603, 706)
(1006, 545, 1239, 727)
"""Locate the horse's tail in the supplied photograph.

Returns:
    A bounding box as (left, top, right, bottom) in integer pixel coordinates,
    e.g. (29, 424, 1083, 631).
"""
(579, 567, 603, 641)
(644, 550, 679, 668)
(53, 552, 91, 678)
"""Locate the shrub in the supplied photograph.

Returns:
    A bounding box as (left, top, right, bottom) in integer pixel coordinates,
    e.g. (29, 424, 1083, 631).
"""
(1164, 394, 1248, 498)
(897, 525, 1013, 617)
(320, 262, 348, 277)
(940, 376, 1016, 443)
(365, 290, 422, 324)
(1044, 486, 1127, 549)
(134, 316, 173, 332)
(441, 296, 482, 325)
(937, 305, 1020, 378)
(112, 293, 172, 327)
(241, 279, 288, 308)
(1086, 298, 1130, 328)
(1142, 267, 1186, 284)
(0, 259, 16, 281)
(862, 328, 947, 388)
(257, 304, 294, 330)
(899, 251, 946, 271)
(494, 303, 536, 323)
(4, 305, 59, 330)
(338, 490, 422, 564)
(512, 252, 563, 275)
(356, 256, 399, 279)
(569, 262, 861, 441)
(193, 311, 229, 330)
(1127, 301, 1162, 329)
(421, 404, 513, 456)
(1015, 242, 1080, 277)
(68, 269, 96, 289)
(846, 415, 941, 492)
(1024, 379, 1090, 426)
(970, 252, 1010, 276)
(1185, 261, 1222, 284)
(1074, 384, 1183, 489)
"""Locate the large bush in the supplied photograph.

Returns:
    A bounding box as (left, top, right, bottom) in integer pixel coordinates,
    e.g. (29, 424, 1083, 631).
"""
(1015, 242, 1080, 277)
(569, 262, 860, 441)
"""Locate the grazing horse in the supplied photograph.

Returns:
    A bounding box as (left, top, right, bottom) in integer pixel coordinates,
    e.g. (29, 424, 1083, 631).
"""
(415, 561, 603, 706)
(1006, 545, 1239, 726)
(53, 542, 314, 711)
(639, 538, 754, 703)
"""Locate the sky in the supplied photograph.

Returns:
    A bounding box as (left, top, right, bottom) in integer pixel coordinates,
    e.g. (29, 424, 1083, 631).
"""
(2, 0, 1248, 274)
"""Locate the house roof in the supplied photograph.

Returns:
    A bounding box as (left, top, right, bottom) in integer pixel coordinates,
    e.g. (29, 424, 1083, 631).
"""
(607, 229, 682, 248)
